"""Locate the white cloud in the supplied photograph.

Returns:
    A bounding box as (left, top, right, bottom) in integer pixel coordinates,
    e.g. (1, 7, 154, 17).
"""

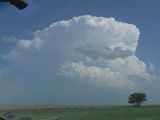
(0, 36, 17, 44)
(61, 61, 133, 88)
(2, 15, 153, 89)
(106, 56, 151, 80)
(17, 40, 33, 49)
(148, 62, 156, 72)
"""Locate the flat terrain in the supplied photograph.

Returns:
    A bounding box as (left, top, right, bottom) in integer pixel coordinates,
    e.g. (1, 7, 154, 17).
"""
(0, 105, 160, 120)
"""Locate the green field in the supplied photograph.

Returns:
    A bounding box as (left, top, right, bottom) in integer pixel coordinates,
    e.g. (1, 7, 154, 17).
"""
(0, 105, 160, 120)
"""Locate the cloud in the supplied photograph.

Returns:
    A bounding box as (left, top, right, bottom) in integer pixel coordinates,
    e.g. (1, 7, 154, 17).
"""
(2, 15, 153, 90)
(17, 40, 33, 49)
(74, 45, 133, 60)
(61, 61, 133, 88)
(106, 56, 151, 80)
(148, 62, 156, 72)
(0, 36, 17, 44)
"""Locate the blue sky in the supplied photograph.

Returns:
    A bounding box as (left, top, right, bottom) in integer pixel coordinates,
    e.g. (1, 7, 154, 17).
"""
(0, 0, 160, 105)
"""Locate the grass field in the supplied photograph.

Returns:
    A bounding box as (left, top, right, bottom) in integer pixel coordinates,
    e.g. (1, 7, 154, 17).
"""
(0, 105, 160, 120)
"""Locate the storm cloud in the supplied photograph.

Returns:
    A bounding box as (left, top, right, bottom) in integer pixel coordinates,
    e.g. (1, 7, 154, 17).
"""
(2, 15, 152, 88)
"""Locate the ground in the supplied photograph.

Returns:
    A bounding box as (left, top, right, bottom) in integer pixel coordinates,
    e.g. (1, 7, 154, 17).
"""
(0, 105, 160, 120)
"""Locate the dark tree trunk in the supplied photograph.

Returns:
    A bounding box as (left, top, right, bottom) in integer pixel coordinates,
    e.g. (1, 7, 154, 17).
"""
(134, 102, 141, 107)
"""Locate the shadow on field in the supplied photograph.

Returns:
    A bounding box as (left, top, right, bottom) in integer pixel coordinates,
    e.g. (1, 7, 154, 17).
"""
(0, 112, 59, 120)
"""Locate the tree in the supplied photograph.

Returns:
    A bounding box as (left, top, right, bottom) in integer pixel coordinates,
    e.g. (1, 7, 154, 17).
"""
(128, 93, 147, 107)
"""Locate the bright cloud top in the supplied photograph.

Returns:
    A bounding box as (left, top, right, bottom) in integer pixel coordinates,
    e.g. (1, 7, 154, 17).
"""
(3, 15, 152, 88)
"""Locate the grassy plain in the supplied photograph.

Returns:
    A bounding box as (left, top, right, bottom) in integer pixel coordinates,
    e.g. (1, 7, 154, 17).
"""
(0, 105, 160, 120)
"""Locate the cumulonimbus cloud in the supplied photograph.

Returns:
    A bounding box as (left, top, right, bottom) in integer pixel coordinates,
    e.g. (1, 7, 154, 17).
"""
(2, 15, 153, 89)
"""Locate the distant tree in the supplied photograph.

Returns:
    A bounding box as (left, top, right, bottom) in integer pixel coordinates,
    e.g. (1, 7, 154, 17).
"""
(128, 93, 147, 107)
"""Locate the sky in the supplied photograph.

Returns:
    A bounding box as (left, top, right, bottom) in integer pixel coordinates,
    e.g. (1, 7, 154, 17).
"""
(0, 0, 160, 105)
